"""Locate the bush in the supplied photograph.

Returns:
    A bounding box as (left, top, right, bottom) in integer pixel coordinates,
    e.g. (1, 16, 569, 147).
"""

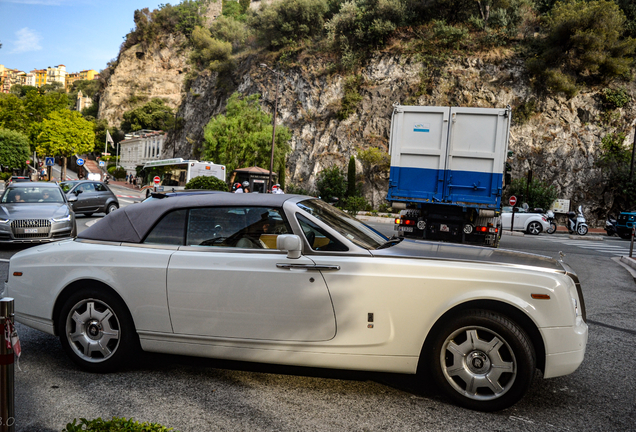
(249, 0, 328, 49)
(185, 175, 229, 191)
(190, 26, 233, 71)
(326, 0, 405, 53)
(316, 166, 347, 204)
(109, 167, 127, 180)
(506, 178, 558, 211)
(432, 20, 468, 49)
(344, 195, 368, 216)
(64, 417, 173, 432)
(529, 0, 636, 95)
(512, 99, 538, 125)
(210, 16, 249, 50)
(337, 75, 363, 120)
(601, 87, 631, 109)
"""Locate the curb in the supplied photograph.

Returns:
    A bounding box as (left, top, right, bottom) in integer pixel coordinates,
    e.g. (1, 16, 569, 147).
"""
(502, 230, 525, 237)
(355, 215, 395, 224)
(568, 234, 604, 241)
(615, 256, 636, 281)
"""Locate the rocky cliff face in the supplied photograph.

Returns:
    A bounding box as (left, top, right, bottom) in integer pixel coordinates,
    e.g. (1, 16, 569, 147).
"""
(100, 42, 636, 227)
(98, 34, 190, 126)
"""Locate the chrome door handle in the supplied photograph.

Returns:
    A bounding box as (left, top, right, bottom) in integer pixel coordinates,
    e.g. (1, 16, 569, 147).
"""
(276, 264, 340, 271)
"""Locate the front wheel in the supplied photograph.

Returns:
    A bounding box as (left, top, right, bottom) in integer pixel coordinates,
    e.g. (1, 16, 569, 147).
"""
(577, 225, 588, 236)
(57, 288, 139, 372)
(106, 203, 118, 214)
(547, 222, 557, 234)
(428, 310, 536, 411)
(526, 221, 543, 235)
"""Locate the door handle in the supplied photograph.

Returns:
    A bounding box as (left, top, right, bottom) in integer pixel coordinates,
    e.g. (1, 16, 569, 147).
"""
(276, 264, 340, 271)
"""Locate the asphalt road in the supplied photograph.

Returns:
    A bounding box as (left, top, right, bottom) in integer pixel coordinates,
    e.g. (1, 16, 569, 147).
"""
(2, 210, 636, 431)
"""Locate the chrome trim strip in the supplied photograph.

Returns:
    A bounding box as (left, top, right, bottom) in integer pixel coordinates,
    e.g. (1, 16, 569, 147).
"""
(276, 264, 340, 271)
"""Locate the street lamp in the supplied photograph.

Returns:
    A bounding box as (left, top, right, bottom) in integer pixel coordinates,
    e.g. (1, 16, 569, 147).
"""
(260, 63, 282, 193)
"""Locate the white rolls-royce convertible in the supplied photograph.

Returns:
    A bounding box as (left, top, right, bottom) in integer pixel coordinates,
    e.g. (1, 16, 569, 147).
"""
(4, 193, 588, 411)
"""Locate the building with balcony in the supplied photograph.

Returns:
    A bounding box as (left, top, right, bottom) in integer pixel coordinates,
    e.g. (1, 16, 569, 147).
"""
(46, 65, 66, 87)
(119, 130, 166, 176)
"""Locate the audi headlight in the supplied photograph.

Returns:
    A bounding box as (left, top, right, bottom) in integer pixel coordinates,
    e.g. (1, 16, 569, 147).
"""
(0, 219, 9, 224)
(52, 215, 72, 222)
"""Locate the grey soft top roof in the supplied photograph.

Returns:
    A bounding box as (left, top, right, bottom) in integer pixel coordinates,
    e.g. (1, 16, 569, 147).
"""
(78, 193, 299, 243)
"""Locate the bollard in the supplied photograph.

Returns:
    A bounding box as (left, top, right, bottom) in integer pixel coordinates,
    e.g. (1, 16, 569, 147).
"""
(0, 298, 15, 432)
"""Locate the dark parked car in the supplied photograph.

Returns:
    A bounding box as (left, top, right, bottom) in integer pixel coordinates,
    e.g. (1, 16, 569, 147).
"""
(59, 180, 119, 216)
(0, 182, 76, 243)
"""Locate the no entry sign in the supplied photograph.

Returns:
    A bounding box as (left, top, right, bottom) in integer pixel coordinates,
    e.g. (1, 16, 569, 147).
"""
(509, 196, 517, 206)
(153, 176, 161, 185)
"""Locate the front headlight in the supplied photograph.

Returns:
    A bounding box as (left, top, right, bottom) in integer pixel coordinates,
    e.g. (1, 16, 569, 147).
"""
(0, 219, 9, 224)
(52, 215, 72, 222)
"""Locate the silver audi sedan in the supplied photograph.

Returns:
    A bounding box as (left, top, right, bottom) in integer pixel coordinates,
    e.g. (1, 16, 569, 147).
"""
(0, 182, 77, 243)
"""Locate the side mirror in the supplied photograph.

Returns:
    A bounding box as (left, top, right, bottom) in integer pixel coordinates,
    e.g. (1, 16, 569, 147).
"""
(67, 195, 78, 203)
(74, 189, 83, 195)
(276, 234, 302, 259)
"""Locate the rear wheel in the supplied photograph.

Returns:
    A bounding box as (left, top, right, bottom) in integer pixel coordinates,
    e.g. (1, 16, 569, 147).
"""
(57, 288, 139, 372)
(526, 221, 542, 235)
(106, 203, 118, 214)
(428, 310, 536, 411)
(547, 222, 557, 234)
(577, 225, 588, 236)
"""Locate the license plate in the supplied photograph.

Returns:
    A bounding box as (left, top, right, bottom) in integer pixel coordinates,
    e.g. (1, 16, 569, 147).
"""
(440, 224, 450, 232)
(24, 228, 38, 234)
(398, 226, 413, 233)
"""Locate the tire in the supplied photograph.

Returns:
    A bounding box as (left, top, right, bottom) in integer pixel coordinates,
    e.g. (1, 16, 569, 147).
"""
(526, 221, 543, 235)
(106, 203, 118, 214)
(547, 222, 557, 234)
(428, 310, 536, 412)
(577, 225, 588, 236)
(57, 288, 139, 373)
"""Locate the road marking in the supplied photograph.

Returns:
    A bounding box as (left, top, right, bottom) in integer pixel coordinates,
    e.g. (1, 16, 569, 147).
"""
(533, 236, 632, 256)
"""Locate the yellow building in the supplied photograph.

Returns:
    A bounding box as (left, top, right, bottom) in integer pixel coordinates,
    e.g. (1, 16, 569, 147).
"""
(66, 72, 80, 92)
(32, 69, 47, 87)
(79, 69, 97, 81)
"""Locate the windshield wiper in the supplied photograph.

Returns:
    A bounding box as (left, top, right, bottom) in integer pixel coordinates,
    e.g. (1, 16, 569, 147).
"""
(376, 236, 404, 249)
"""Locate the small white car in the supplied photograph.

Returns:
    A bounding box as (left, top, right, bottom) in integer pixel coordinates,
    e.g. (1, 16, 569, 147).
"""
(501, 206, 551, 235)
(5, 194, 587, 411)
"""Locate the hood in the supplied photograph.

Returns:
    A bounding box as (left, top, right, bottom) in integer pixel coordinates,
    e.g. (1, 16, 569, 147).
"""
(0, 203, 70, 220)
(371, 239, 564, 272)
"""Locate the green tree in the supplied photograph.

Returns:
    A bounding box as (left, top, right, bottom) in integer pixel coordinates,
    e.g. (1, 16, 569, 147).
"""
(249, 0, 328, 49)
(121, 98, 175, 133)
(347, 155, 356, 197)
(189, 25, 233, 71)
(506, 178, 558, 211)
(202, 92, 292, 175)
(0, 94, 27, 134)
(316, 166, 347, 205)
(528, 0, 636, 95)
(185, 175, 229, 191)
(0, 129, 31, 170)
(34, 110, 95, 181)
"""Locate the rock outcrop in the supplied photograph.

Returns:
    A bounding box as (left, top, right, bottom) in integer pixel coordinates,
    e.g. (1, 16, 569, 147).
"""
(99, 41, 636, 227)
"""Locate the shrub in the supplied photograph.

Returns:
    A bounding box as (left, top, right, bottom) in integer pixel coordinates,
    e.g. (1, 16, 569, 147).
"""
(121, 98, 174, 133)
(529, 0, 636, 95)
(337, 75, 363, 120)
(249, 0, 328, 49)
(512, 99, 538, 125)
(316, 166, 347, 204)
(185, 175, 229, 191)
(344, 195, 368, 216)
(210, 16, 249, 50)
(432, 20, 468, 49)
(190, 26, 233, 71)
(601, 87, 631, 110)
(507, 178, 558, 211)
(64, 417, 173, 432)
(326, 0, 406, 53)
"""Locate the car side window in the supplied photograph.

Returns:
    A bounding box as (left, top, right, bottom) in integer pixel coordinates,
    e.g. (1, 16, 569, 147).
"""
(297, 215, 348, 251)
(186, 206, 291, 249)
(94, 183, 107, 192)
(79, 183, 95, 193)
(144, 209, 187, 245)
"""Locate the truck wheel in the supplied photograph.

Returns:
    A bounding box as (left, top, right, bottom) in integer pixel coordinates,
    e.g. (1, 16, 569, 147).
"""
(428, 310, 536, 411)
(526, 221, 542, 235)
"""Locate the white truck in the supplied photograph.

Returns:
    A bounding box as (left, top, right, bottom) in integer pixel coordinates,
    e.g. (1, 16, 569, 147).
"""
(387, 105, 511, 247)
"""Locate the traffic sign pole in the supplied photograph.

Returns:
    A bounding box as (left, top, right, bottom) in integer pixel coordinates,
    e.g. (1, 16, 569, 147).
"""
(509, 196, 517, 233)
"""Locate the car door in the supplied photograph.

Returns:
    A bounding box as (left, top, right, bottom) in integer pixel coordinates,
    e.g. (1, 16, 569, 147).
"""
(166, 206, 337, 342)
(69, 184, 94, 213)
(92, 182, 113, 211)
(501, 210, 530, 231)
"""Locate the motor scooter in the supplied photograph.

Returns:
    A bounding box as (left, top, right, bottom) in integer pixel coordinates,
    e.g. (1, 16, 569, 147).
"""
(545, 210, 557, 234)
(605, 215, 617, 236)
(567, 206, 588, 235)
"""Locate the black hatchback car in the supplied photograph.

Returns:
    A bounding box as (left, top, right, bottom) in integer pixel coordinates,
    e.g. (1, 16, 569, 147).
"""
(59, 180, 119, 216)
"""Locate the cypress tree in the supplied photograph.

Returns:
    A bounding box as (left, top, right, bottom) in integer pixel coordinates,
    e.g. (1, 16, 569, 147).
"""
(347, 155, 356, 197)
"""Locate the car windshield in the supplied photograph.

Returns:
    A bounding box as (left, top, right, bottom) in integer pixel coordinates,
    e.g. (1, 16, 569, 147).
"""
(296, 199, 387, 250)
(58, 181, 79, 193)
(2, 186, 65, 204)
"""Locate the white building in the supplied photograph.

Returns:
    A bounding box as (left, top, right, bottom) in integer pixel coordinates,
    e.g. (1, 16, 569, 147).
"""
(119, 130, 166, 176)
(46, 65, 66, 86)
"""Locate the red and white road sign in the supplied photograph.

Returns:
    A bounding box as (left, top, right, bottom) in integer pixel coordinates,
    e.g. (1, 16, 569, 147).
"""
(153, 176, 161, 185)
(509, 196, 517, 206)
